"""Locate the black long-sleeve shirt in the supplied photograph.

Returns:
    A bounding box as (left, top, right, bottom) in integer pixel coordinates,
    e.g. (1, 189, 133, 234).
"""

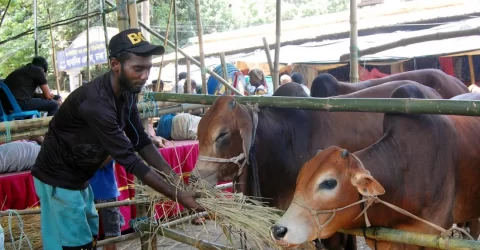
(31, 72, 152, 190)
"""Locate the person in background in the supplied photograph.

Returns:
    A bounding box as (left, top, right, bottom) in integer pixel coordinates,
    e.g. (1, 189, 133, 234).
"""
(291, 72, 310, 95)
(89, 158, 124, 250)
(3, 56, 61, 116)
(151, 79, 164, 92)
(247, 68, 268, 95)
(280, 74, 292, 85)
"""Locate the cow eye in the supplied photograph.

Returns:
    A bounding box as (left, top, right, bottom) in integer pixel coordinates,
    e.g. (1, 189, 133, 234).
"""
(216, 132, 229, 141)
(319, 179, 337, 190)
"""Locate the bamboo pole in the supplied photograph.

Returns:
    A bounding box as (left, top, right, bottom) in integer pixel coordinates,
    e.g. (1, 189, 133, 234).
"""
(115, 0, 129, 31)
(339, 227, 480, 249)
(349, 0, 359, 83)
(149, 93, 480, 117)
(138, 22, 243, 96)
(46, 7, 62, 95)
(220, 53, 229, 95)
(0, 0, 12, 29)
(33, 0, 38, 56)
(186, 59, 191, 93)
(194, 0, 207, 95)
(97, 232, 141, 247)
(272, 0, 281, 92)
(468, 55, 475, 86)
(128, 0, 138, 28)
(174, 0, 179, 94)
(100, 0, 110, 65)
(86, 0, 91, 81)
(262, 37, 274, 75)
(339, 26, 480, 62)
(140, 0, 150, 41)
(155, 0, 174, 92)
(137, 224, 235, 250)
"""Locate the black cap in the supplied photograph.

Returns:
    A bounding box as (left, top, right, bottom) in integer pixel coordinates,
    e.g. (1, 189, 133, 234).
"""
(108, 28, 165, 58)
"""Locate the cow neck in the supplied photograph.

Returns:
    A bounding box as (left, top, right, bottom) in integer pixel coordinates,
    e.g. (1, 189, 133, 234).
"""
(234, 104, 262, 199)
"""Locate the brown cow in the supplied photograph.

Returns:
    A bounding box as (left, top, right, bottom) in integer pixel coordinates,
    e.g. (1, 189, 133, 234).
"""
(310, 69, 468, 98)
(271, 85, 480, 249)
(192, 81, 450, 249)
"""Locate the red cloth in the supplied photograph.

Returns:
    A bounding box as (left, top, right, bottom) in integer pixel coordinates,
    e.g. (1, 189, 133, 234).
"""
(438, 57, 455, 77)
(0, 140, 234, 236)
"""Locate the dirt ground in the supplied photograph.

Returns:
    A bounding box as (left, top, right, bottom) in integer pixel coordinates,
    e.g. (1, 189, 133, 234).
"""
(112, 221, 371, 250)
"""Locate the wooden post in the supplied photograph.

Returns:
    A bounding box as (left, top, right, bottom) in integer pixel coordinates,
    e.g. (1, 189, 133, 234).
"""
(46, 7, 61, 95)
(194, 0, 207, 95)
(186, 59, 191, 94)
(100, 0, 110, 66)
(262, 37, 274, 75)
(33, 0, 38, 56)
(468, 55, 476, 86)
(174, 0, 179, 94)
(86, 0, 91, 81)
(272, 0, 281, 91)
(155, 0, 174, 92)
(220, 53, 229, 95)
(115, 0, 129, 31)
(128, 0, 139, 28)
(349, 0, 359, 83)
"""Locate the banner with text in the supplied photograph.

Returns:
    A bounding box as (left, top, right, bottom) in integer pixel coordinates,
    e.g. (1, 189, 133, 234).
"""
(57, 42, 108, 71)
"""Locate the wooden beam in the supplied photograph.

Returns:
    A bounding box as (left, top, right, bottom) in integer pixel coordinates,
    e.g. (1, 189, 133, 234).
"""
(468, 55, 476, 86)
(262, 37, 274, 76)
(194, 0, 207, 95)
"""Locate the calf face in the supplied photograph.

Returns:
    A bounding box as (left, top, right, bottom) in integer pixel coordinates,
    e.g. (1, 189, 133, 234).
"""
(271, 146, 384, 248)
(192, 96, 253, 186)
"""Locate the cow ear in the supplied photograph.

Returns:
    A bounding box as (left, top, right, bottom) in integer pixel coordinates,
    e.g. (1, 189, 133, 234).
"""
(351, 171, 385, 196)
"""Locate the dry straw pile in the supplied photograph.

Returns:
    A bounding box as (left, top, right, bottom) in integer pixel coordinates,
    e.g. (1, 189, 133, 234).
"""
(1, 212, 42, 250)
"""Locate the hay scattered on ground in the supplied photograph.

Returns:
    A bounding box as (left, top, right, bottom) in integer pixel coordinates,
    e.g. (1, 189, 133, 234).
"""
(1, 213, 42, 250)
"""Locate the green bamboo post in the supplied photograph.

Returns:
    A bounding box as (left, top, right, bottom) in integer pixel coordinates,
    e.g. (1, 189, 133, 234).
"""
(150, 93, 480, 117)
(339, 227, 480, 249)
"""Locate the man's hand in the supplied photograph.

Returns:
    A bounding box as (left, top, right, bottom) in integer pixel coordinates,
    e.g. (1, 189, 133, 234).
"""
(176, 191, 205, 211)
(151, 136, 167, 148)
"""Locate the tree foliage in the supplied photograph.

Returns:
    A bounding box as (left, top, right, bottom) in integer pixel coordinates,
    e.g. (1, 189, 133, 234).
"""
(0, 0, 349, 90)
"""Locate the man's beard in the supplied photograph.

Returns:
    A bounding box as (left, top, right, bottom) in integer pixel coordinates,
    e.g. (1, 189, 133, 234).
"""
(119, 67, 142, 94)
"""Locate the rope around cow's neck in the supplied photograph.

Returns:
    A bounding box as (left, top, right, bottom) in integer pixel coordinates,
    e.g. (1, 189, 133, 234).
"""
(293, 195, 474, 248)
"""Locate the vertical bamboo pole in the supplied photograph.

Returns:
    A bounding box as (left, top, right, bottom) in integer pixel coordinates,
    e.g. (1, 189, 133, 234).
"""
(33, 0, 38, 56)
(100, 0, 110, 67)
(155, 0, 174, 92)
(272, 0, 281, 92)
(128, 0, 138, 29)
(115, 0, 129, 31)
(220, 53, 229, 95)
(186, 59, 191, 94)
(349, 0, 359, 82)
(86, 0, 91, 81)
(262, 37, 274, 75)
(468, 55, 476, 86)
(46, 7, 61, 95)
(194, 0, 207, 95)
(141, 0, 150, 41)
(174, 0, 179, 94)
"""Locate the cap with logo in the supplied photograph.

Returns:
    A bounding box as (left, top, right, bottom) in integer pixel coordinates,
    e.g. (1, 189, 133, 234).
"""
(108, 28, 165, 58)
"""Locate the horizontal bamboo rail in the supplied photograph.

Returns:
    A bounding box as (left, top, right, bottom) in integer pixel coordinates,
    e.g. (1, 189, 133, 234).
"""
(0, 103, 209, 136)
(151, 93, 480, 117)
(97, 232, 141, 247)
(137, 223, 236, 250)
(0, 182, 233, 216)
(339, 227, 480, 249)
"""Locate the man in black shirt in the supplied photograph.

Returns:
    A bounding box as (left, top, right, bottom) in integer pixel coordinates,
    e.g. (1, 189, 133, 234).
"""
(4, 56, 60, 116)
(31, 29, 203, 250)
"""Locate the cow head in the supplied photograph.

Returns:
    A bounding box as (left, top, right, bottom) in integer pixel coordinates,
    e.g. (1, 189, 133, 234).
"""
(270, 146, 385, 248)
(191, 96, 254, 187)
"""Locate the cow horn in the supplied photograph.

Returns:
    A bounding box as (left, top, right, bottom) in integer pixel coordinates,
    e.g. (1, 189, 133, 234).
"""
(316, 149, 323, 155)
(341, 149, 349, 159)
(228, 100, 236, 109)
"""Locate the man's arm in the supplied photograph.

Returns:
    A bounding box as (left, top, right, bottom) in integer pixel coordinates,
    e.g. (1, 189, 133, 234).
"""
(78, 99, 200, 209)
(124, 95, 174, 176)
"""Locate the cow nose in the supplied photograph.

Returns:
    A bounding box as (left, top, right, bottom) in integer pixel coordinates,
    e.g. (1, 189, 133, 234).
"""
(271, 225, 288, 240)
